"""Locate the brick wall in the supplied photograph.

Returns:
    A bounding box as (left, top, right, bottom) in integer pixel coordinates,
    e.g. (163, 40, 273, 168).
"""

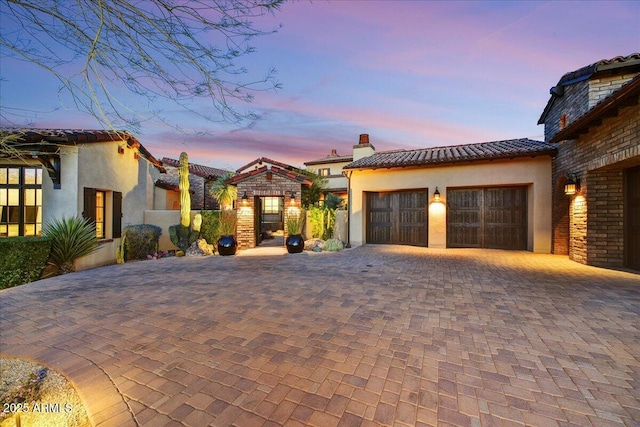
(163, 165, 219, 210)
(235, 172, 302, 250)
(589, 73, 637, 108)
(549, 93, 639, 267)
(544, 81, 589, 142)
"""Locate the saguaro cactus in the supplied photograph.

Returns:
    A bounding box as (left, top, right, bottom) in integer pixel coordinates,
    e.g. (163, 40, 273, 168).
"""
(179, 151, 190, 227)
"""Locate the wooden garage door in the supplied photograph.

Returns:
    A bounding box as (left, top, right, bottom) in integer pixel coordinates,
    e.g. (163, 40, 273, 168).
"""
(447, 186, 527, 250)
(627, 166, 640, 270)
(367, 190, 428, 246)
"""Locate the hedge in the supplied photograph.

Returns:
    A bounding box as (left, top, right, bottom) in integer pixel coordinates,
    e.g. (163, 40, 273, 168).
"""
(123, 224, 162, 260)
(0, 237, 51, 289)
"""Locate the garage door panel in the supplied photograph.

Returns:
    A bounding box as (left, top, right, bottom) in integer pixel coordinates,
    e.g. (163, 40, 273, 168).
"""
(448, 186, 527, 250)
(367, 190, 428, 246)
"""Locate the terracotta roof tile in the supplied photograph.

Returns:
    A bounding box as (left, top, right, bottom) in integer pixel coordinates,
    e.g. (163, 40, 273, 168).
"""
(344, 138, 557, 170)
(304, 152, 353, 166)
(236, 157, 297, 173)
(161, 157, 229, 179)
(226, 165, 312, 186)
(0, 127, 165, 171)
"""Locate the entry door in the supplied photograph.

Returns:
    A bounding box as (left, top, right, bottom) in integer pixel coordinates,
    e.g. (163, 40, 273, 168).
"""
(366, 190, 428, 246)
(448, 186, 527, 250)
(627, 166, 640, 270)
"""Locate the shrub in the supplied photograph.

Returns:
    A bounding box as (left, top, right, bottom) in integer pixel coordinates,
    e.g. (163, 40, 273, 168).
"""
(123, 224, 162, 260)
(323, 238, 344, 252)
(286, 210, 305, 235)
(218, 210, 237, 236)
(43, 216, 99, 274)
(307, 206, 335, 240)
(200, 210, 220, 244)
(0, 237, 51, 289)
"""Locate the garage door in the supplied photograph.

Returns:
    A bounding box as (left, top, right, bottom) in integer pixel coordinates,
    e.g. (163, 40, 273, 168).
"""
(367, 190, 428, 246)
(447, 187, 527, 249)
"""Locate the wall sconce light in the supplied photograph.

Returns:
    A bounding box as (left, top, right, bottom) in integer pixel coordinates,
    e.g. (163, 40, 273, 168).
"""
(290, 191, 296, 205)
(564, 173, 580, 195)
(242, 191, 248, 205)
(433, 187, 441, 202)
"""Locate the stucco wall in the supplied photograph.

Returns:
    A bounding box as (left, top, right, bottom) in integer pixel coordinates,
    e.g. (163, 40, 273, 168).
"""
(348, 156, 553, 252)
(42, 146, 80, 223)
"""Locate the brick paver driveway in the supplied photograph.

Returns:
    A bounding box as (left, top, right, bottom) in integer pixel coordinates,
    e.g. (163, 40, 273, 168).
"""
(1, 246, 639, 427)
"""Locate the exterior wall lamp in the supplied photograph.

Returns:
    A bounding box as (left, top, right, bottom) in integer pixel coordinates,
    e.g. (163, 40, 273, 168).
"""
(564, 173, 580, 195)
(290, 191, 296, 206)
(241, 191, 249, 205)
(433, 187, 441, 202)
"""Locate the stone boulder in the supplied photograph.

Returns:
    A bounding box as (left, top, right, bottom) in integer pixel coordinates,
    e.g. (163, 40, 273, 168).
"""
(186, 238, 215, 256)
(304, 238, 325, 251)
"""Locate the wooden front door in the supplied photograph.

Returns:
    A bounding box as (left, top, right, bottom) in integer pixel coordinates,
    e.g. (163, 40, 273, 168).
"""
(366, 190, 428, 246)
(627, 166, 640, 270)
(447, 186, 527, 250)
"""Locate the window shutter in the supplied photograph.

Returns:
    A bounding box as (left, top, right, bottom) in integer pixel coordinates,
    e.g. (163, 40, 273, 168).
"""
(83, 187, 97, 222)
(113, 191, 122, 238)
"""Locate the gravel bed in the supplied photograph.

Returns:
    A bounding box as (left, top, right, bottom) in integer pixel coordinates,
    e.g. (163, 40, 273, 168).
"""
(1, 357, 90, 427)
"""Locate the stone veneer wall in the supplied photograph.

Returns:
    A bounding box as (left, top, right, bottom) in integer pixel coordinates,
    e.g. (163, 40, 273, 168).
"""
(544, 81, 589, 142)
(549, 95, 639, 267)
(163, 165, 221, 210)
(235, 172, 302, 250)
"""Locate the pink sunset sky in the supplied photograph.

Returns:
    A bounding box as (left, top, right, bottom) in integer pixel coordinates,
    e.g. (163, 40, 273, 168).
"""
(1, 1, 639, 171)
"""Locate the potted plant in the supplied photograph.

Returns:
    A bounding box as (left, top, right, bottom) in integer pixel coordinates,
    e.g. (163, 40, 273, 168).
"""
(285, 210, 305, 254)
(217, 209, 237, 255)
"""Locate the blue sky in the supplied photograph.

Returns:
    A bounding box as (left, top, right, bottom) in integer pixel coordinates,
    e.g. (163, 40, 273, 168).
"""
(1, 1, 638, 171)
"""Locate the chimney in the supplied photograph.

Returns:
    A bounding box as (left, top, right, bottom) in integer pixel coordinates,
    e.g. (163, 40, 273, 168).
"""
(353, 133, 375, 161)
(331, 149, 337, 156)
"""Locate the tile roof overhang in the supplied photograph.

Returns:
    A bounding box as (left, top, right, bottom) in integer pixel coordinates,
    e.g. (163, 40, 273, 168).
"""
(304, 154, 353, 166)
(225, 165, 313, 186)
(161, 157, 229, 179)
(549, 75, 640, 143)
(154, 179, 194, 193)
(236, 157, 297, 173)
(343, 138, 557, 171)
(538, 53, 640, 125)
(0, 128, 165, 171)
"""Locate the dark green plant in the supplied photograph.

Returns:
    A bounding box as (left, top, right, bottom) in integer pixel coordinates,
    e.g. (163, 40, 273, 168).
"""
(200, 210, 221, 244)
(296, 169, 327, 207)
(324, 192, 343, 210)
(0, 237, 51, 289)
(42, 216, 99, 274)
(169, 224, 199, 252)
(123, 224, 162, 260)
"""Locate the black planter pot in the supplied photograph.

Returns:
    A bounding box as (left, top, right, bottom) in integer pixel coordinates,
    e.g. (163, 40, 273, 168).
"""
(286, 234, 304, 253)
(217, 235, 237, 256)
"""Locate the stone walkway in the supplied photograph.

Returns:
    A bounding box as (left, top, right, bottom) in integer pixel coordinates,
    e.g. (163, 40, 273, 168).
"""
(1, 246, 639, 427)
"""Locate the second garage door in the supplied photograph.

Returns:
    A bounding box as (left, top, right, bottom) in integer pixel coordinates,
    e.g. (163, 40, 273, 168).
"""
(367, 190, 428, 246)
(447, 186, 528, 250)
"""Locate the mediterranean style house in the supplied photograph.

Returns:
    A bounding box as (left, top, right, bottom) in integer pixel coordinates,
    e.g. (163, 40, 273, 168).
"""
(304, 149, 353, 202)
(342, 134, 557, 252)
(538, 53, 640, 270)
(0, 128, 165, 269)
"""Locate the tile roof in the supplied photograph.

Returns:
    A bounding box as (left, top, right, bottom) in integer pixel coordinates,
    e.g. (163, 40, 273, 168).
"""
(226, 165, 313, 186)
(161, 157, 229, 179)
(344, 138, 557, 170)
(154, 179, 194, 193)
(550, 74, 640, 143)
(0, 128, 165, 171)
(538, 53, 640, 124)
(236, 157, 297, 173)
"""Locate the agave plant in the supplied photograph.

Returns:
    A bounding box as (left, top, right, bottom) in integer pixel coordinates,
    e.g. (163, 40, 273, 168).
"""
(42, 215, 100, 274)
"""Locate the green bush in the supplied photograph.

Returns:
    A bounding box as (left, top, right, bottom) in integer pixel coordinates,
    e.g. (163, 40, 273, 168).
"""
(308, 206, 335, 240)
(123, 224, 162, 260)
(323, 238, 344, 252)
(43, 216, 99, 274)
(200, 210, 220, 244)
(0, 237, 51, 289)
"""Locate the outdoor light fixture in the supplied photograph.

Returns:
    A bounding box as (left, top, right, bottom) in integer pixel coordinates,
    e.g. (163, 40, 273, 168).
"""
(242, 191, 248, 205)
(433, 187, 441, 202)
(564, 173, 580, 195)
(290, 191, 296, 205)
